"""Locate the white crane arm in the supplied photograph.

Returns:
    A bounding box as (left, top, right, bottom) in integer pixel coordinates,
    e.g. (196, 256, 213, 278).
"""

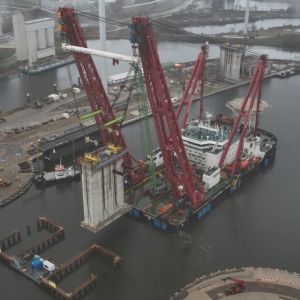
(62, 43, 139, 64)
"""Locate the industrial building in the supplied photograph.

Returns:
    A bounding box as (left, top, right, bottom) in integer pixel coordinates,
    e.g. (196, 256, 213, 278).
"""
(0, 14, 3, 37)
(12, 14, 55, 66)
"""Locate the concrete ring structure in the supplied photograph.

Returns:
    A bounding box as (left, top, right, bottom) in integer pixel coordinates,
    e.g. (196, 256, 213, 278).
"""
(226, 98, 270, 114)
(170, 267, 300, 300)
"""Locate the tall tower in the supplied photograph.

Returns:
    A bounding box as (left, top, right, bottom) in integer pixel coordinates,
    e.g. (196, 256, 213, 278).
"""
(98, 0, 108, 91)
(0, 14, 3, 36)
(12, 14, 27, 61)
(244, 0, 250, 35)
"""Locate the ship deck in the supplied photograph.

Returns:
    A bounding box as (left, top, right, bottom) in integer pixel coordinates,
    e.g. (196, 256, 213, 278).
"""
(127, 129, 277, 230)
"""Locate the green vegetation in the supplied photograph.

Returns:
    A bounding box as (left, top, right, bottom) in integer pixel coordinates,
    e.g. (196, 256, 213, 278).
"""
(242, 34, 300, 50)
(13, 0, 39, 8)
(0, 49, 15, 62)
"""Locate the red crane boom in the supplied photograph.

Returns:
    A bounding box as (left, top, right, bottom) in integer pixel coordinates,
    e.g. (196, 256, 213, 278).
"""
(219, 54, 267, 175)
(176, 44, 208, 128)
(57, 7, 144, 183)
(130, 16, 204, 209)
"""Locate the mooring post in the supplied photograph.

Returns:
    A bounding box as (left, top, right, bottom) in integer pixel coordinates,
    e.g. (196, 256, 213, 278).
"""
(27, 225, 31, 236)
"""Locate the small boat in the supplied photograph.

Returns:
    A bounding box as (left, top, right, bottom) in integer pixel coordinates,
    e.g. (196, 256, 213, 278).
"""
(34, 159, 81, 187)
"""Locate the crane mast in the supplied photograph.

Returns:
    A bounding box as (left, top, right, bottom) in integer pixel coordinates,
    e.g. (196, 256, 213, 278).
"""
(57, 7, 144, 184)
(130, 16, 204, 209)
(176, 44, 208, 129)
(219, 54, 267, 175)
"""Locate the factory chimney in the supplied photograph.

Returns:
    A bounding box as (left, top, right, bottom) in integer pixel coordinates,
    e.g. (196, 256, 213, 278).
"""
(0, 14, 3, 36)
(244, 0, 250, 35)
(98, 0, 108, 91)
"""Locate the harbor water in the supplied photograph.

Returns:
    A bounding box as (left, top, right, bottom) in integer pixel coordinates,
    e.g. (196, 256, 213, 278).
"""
(0, 72, 299, 299)
(1, 39, 300, 113)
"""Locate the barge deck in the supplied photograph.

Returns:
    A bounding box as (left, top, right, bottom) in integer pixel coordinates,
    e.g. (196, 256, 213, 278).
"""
(126, 129, 277, 231)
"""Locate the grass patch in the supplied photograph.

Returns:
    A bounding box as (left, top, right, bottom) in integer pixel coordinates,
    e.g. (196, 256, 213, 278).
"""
(0, 49, 15, 62)
(12, 0, 39, 8)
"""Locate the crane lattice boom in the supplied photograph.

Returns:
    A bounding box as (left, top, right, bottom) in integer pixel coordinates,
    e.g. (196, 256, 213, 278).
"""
(176, 44, 207, 128)
(219, 54, 267, 175)
(130, 16, 204, 209)
(62, 43, 139, 64)
(57, 7, 144, 184)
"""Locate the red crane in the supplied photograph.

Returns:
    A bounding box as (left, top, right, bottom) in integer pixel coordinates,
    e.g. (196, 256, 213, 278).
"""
(176, 44, 208, 129)
(57, 7, 144, 184)
(219, 54, 267, 175)
(130, 16, 204, 209)
(225, 277, 246, 295)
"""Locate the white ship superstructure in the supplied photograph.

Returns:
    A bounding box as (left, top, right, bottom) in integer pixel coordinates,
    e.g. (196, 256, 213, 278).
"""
(150, 117, 267, 175)
(182, 119, 239, 171)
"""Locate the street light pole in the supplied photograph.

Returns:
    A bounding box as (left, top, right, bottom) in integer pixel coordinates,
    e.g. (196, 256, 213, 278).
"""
(244, 0, 250, 35)
(98, 0, 108, 92)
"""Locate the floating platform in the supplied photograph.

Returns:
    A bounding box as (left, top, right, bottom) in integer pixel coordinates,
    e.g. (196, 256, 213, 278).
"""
(226, 98, 270, 114)
(0, 217, 122, 300)
(126, 129, 277, 232)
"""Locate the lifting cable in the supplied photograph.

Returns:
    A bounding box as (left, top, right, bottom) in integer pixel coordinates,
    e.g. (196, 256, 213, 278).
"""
(150, 19, 261, 57)
(65, 64, 89, 137)
(74, 9, 264, 58)
(110, 63, 134, 110)
(73, 11, 264, 88)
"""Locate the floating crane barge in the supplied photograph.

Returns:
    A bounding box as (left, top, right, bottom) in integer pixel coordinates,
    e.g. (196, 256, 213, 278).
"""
(125, 17, 277, 231)
(58, 8, 277, 233)
(127, 128, 277, 231)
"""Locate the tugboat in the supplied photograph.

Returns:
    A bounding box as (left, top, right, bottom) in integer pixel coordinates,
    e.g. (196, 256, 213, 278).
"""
(33, 159, 81, 187)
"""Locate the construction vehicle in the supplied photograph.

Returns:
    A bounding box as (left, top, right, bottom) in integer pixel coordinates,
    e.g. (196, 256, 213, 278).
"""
(224, 277, 246, 295)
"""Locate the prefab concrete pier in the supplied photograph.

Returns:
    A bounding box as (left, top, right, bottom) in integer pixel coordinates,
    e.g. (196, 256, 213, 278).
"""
(81, 146, 131, 233)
